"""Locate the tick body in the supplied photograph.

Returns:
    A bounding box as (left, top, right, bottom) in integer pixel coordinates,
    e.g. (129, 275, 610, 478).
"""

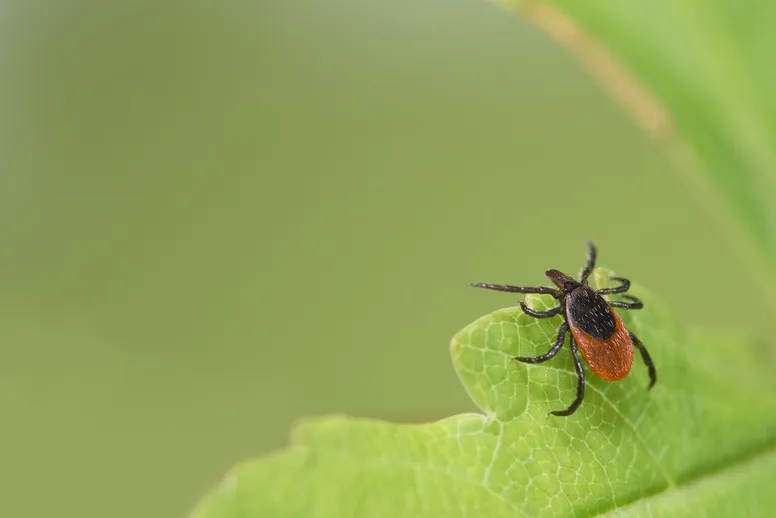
(471, 242, 656, 416)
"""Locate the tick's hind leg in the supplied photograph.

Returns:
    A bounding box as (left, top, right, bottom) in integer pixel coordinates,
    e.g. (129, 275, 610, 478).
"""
(514, 322, 568, 364)
(550, 335, 586, 416)
(609, 295, 643, 310)
(579, 241, 597, 283)
(519, 302, 562, 319)
(630, 331, 657, 388)
(597, 276, 630, 295)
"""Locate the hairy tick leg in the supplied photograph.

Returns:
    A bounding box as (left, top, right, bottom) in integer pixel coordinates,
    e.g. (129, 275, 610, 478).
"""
(579, 241, 597, 283)
(630, 331, 656, 388)
(515, 322, 568, 364)
(519, 302, 562, 319)
(597, 276, 631, 295)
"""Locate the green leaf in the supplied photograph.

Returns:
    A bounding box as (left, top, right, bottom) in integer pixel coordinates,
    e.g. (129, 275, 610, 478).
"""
(191, 269, 776, 517)
(497, 0, 776, 304)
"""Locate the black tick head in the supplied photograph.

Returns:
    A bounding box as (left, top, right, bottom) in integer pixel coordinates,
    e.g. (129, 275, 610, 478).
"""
(545, 269, 581, 293)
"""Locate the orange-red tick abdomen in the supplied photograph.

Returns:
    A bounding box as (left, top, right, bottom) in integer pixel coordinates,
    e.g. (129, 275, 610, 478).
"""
(565, 287, 634, 381)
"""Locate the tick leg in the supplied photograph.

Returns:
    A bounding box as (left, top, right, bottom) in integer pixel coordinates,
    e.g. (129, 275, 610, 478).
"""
(550, 336, 586, 416)
(597, 276, 630, 295)
(514, 322, 568, 364)
(519, 302, 562, 319)
(579, 241, 597, 283)
(470, 283, 562, 298)
(609, 294, 643, 310)
(629, 331, 657, 388)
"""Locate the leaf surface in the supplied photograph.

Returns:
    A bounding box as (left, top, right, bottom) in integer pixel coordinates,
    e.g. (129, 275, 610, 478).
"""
(191, 270, 776, 517)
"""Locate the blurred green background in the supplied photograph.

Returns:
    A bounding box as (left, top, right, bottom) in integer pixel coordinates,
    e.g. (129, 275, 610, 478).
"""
(0, 1, 758, 517)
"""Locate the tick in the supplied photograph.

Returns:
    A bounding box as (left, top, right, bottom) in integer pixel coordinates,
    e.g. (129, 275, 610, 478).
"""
(470, 242, 656, 416)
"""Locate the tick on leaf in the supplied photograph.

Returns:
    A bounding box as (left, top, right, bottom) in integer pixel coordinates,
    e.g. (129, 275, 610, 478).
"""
(471, 242, 656, 416)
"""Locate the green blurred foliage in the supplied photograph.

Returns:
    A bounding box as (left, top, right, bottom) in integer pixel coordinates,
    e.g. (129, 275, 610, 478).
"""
(0, 1, 756, 517)
(504, 0, 776, 308)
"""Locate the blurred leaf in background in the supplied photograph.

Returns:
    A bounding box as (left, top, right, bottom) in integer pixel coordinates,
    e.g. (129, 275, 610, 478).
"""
(0, 0, 765, 517)
(502, 0, 776, 308)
